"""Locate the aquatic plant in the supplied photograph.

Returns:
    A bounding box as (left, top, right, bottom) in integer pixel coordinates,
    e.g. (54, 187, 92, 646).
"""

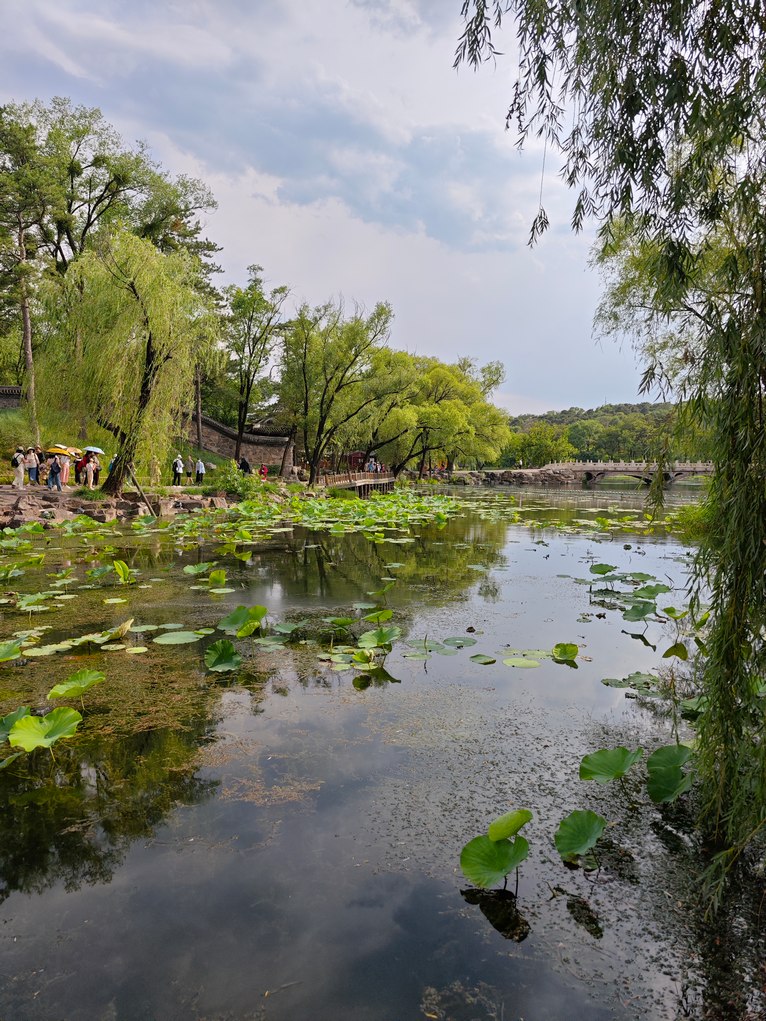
(460, 809, 532, 892)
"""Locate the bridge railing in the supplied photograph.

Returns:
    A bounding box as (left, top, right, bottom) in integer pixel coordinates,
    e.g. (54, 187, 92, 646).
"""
(542, 460, 714, 471)
(321, 471, 394, 486)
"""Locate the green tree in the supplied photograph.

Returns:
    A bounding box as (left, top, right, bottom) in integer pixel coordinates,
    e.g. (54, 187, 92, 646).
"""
(224, 265, 289, 460)
(456, 0, 766, 883)
(0, 108, 58, 441)
(280, 300, 400, 484)
(41, 228, 216, 493)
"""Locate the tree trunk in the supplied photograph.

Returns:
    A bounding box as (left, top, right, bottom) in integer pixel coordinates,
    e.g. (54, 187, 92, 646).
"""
(279, 425, 296, 478)
(16, 224, 39, 445)
(195, 369, 203, 450)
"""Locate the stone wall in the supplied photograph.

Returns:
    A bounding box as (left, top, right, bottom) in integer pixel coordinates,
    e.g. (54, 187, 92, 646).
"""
(0, 386, 22, 409)
(185, 415, 293, 465)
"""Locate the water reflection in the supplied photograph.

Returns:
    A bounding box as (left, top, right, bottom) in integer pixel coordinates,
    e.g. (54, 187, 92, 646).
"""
(0, 726, 215, 903)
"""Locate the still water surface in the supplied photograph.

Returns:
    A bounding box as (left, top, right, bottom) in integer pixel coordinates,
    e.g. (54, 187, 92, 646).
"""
(0, 486, 761, 1020)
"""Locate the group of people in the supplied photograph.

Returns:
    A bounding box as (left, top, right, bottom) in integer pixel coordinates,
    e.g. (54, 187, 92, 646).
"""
(238, 457, 269, 479)
(10, 446, 102, 491)
(364, 457, 387, 473)
(172, 454, 207, 486)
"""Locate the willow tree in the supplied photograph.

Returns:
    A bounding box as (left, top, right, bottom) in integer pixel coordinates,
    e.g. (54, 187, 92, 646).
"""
(457, 2, 766, 882)
(280, 300, 407, 484)
(43, 229, 216, 494)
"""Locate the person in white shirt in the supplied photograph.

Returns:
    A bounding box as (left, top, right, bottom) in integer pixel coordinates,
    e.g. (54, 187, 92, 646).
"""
(195, 458, 206, 485)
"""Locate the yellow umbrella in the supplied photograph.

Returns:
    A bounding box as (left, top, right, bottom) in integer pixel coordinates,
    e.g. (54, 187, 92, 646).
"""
(45, 446, 72, 456)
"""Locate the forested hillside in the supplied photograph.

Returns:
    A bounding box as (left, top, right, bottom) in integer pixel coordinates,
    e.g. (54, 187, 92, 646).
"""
(501, 403, 713, 466)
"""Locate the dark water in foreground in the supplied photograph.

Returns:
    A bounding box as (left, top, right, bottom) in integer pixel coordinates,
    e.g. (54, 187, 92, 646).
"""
(0, 487, 763, 1020)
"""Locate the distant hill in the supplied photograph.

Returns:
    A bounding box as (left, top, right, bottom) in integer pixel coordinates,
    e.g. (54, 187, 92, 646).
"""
(501, 402, 712, 467)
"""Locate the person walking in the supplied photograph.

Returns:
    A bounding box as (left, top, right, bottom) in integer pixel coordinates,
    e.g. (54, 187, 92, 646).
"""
(259, 463, 268, 480)
(74, 454, 88, 485)
(60, 452, 71, 487)
(46, 454, 62, 491)
(172, 454, 183, 486)
(238, 457, 251, 474)
(185, 454, 194, 485)
(24, 447, 38, 485)
(91, 454, 101, 487)
(84, 454, 96, 490)
(11, 448, 25, 489)
(195, 457, 206, 485)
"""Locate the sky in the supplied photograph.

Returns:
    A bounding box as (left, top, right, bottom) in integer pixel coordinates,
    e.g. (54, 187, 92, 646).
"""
(0, 0, 646, 414)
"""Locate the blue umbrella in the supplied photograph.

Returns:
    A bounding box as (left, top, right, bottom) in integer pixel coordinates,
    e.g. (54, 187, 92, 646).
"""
(84, 446, 105, 454)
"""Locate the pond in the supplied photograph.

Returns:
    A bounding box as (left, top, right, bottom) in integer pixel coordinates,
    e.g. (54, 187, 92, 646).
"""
(0, 486, 763, 1021)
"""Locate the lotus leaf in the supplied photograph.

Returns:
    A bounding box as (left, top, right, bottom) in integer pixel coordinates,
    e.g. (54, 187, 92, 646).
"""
(0, 639, 22, 663)
(219, 605, 267, 635)
(503, 657, 540, 668)
(589, 564, 617, 575)
(183, 562, 217, 575)
(622, 601, 656, 622)
(662, 641, 688, 660)
(362, 609, 393, 624)
(470, 654, 496, 665)
(204, 639, 242, 673)
(9, 707, 82, 752)
(113, 560, 135, 585)
(647, 766, 694, 803)
(487, 809, 532, 842)
(443, 637, 477, 648)
(152, 631, 202, 645)
(357, 626, 401, 649)
(552, 642, 578, 662)
(460, 834, 529, 889)
(47, 669, 105, 700)
(0, 706, 30, 742)
(579, 747, 643, 783)
(554, 810, 607, 861)
(208, 569, 227, 588)
(647, 744, 694, 771)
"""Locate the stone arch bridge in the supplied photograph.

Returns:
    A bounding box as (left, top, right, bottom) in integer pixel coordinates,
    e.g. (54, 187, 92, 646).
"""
(544, 461, 714, 484)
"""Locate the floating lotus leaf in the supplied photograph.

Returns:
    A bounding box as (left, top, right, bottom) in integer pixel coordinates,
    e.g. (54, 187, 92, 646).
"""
(460, 835, 529, 889)
(552, 642, 578, 662)
(9, 707, 82, 752)
(470, 653, 496, 665)
(125, 646, 148, 654)
(579, 747, 643, 783)
(503, 657, 540, 668)
(589, 564, 617, 575)
(443, 637, 478, 648)
(152, 631, 202, 645)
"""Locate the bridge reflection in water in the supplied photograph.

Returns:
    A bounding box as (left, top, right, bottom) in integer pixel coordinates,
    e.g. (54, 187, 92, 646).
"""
(544, 461, 714, 485)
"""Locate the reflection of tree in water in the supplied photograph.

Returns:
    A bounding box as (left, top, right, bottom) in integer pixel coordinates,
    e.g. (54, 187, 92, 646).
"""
(272, 514, 508, 607)
(0, 724, 216, 904)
